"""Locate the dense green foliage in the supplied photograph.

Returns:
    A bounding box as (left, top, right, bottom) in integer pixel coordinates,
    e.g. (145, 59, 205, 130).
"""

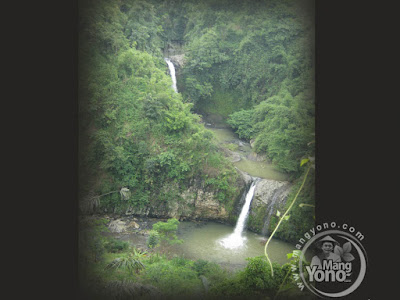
(78, 0, 315, 213)
(173, 0, 315, 175)
(226, 109, 255, 140)
(78, 0, 316, 298)
(104, 238, 130, 253)
(79, 0, 240, 214)
(142, 258, 203, 298)
(229, 89, 314, 174)
(208, 257, 287, 299)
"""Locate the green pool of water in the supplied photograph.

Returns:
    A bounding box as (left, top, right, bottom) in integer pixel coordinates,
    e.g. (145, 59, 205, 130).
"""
(234, 159, 288, 181)
(170, 221, 295, 271)
(211, 128, 240, 143)
(206, 126, 288, 181)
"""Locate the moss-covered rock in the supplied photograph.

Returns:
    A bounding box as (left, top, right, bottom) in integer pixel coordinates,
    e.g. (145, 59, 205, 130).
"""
(111, 168, 251, 223)
(247, 179, 292, 235)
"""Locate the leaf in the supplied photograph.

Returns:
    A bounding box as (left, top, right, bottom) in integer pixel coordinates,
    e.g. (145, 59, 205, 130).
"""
(283, 215, 290, 221)
(287, 253, 293, 259)
(334, 245, 343, 257)
(276, 210, 281, 217)
(300, 158, 309, 166)
(342, 241, 352, 253)
(342, 252, 355, 262)
(299, 203, 315, 208)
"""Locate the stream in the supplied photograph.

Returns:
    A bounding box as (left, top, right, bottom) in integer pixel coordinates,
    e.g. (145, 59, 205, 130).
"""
(202, 118, 288, 181)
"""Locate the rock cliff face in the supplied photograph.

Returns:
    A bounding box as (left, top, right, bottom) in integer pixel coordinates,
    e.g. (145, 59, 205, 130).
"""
(99, 168, 292, 235)
(123, 168, 251, 222)
(169, 54, 185, 69)
(163, 41, 184, 57)
(247, 179, 292, 235)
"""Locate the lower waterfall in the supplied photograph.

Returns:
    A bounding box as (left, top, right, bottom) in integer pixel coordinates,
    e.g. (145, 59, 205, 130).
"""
(219, 179, 258, 249)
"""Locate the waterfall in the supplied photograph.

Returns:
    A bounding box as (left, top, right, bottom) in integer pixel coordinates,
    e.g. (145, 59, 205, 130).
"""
(219, 180, 258, 249)
(165, 58, 178, 93)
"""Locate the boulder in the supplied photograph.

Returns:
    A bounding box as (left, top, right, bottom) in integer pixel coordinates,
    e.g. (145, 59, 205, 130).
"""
(250, 139, 255, 148)
(247, 152, 267, 162)
(127, 220, 140, 229)
(236, 168, 253, 186)
(108, 219, 127, 233)
(219, 146, 241, 162)
(252, 179, 291, 208)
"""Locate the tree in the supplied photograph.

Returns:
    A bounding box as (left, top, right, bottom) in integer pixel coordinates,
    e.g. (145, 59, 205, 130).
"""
(152, 218, 183, 245)
(146, 230, 161, 248)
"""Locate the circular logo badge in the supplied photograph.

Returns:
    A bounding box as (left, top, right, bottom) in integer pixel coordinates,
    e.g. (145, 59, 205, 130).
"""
(298, 229, 368, 298)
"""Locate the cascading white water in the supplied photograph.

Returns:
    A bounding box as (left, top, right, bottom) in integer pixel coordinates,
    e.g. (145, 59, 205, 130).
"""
(165, 58, 178, 93)
(219, 180, 257, 249)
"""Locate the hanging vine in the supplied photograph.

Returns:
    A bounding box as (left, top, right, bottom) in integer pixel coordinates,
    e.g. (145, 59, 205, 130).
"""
(264, 158, 313, 276)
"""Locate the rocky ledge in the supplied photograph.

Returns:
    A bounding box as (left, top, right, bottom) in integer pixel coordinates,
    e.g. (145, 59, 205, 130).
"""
(122, 173, 249, 222)
(169, 54, 185, 69)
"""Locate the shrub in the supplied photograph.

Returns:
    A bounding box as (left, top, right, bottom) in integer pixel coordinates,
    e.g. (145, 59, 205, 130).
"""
(152, 218, 183, 245)
(192, 259, 228, 289)
(209, 256, 286, 299)
(143, 260, 202, 298)
(105, 248, 147, 275)
(171, 255, 192, 267)
(208, 276, 248, 299)
(227, 109, 255, 140)
(146, 252, 166, 264)
(146, 230, 160, 249)
(192, 259, 210, 276)
(105, 238, 130, 253)
(239, 256, 285, 293)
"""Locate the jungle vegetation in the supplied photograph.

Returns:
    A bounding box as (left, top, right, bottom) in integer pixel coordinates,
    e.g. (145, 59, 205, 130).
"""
(78, 0, 315, 298)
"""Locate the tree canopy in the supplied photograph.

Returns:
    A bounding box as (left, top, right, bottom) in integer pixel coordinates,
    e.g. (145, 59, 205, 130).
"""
(79, 0, 240, 214)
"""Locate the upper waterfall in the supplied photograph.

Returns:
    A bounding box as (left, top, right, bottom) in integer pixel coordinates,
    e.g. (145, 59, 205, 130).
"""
(165, 58, 178, 93)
